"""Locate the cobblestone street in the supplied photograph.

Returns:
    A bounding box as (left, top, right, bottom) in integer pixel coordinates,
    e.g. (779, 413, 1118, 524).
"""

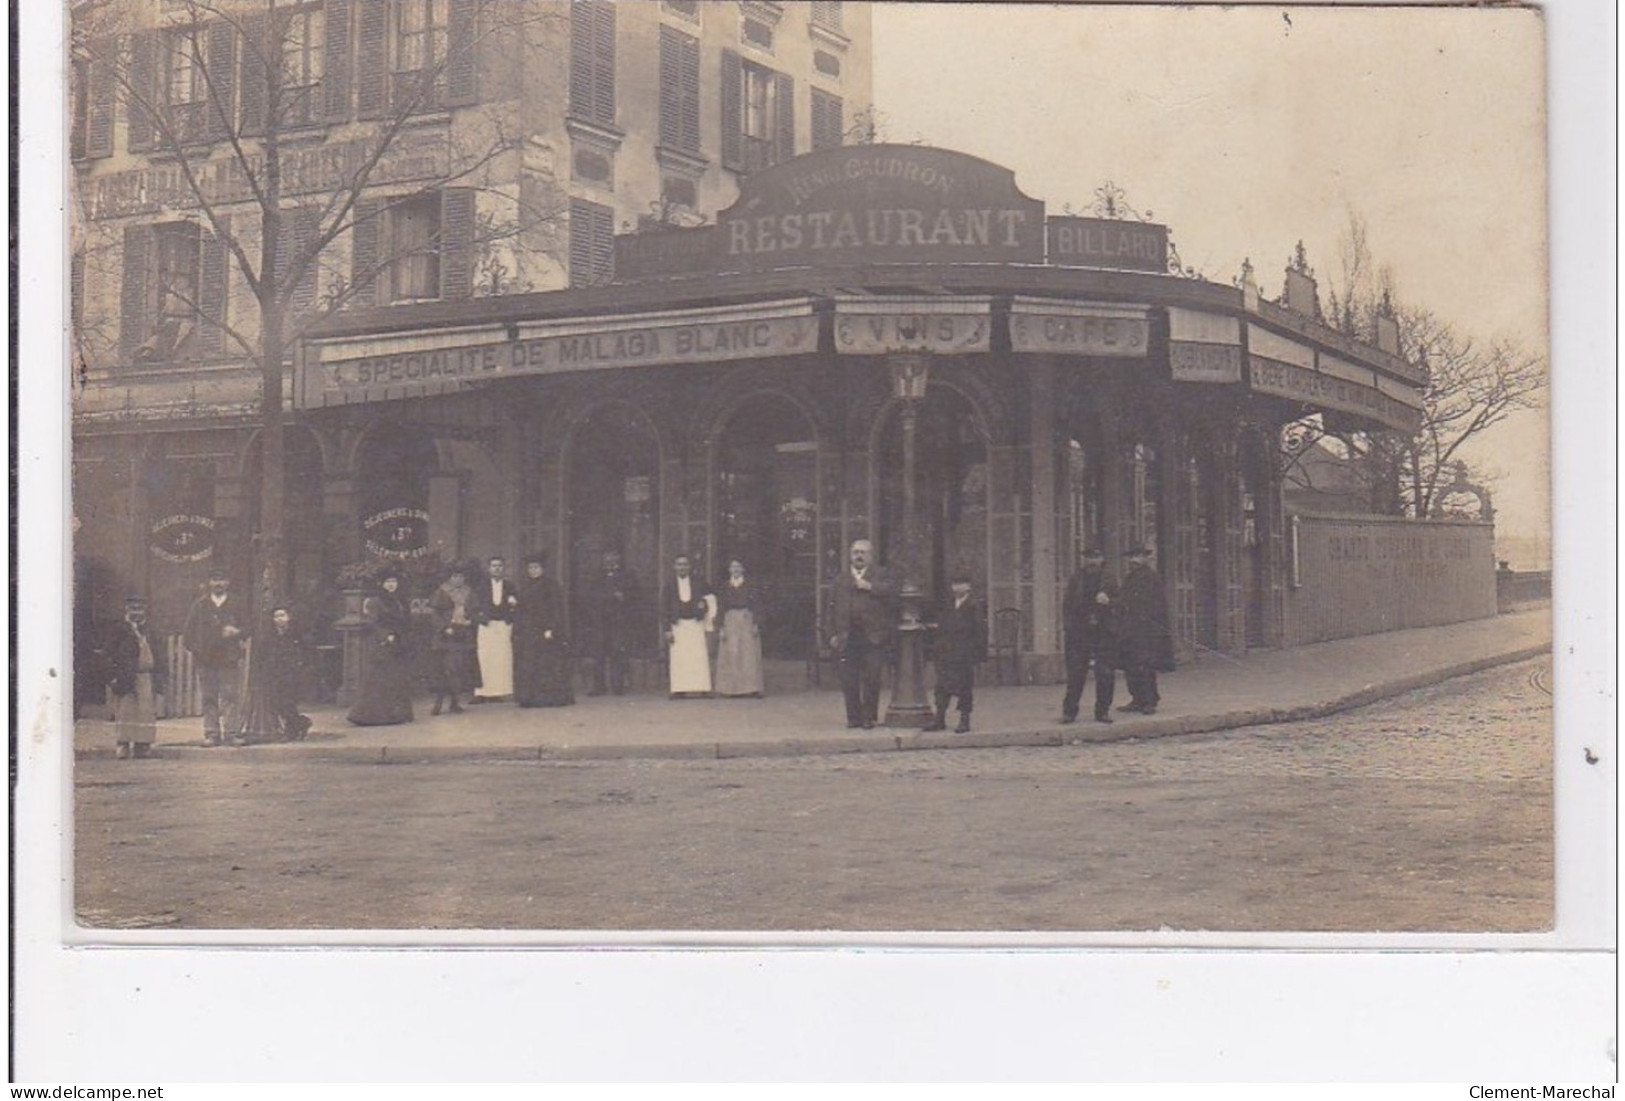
(74, 657, 1553, 934)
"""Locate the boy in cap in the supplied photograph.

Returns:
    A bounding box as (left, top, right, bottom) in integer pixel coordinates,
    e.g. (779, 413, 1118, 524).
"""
(924, 573, 987, 734)
(262, 604, 313, 741)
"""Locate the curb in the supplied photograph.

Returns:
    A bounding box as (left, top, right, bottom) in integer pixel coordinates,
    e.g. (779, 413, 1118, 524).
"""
(76, 644, 1552, 764)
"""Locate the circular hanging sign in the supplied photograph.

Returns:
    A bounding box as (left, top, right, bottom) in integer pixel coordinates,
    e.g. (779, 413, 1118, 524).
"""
(362, 507, 431, 560)
(149, 514, 216, 563)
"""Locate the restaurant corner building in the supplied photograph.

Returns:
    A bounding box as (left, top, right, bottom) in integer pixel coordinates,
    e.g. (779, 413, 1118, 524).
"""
(294, 142, 1443, 685)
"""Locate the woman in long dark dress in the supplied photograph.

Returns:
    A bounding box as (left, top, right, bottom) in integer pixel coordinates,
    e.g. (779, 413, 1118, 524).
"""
(347, 570, 415, 726)
(513, 554, 574, 707)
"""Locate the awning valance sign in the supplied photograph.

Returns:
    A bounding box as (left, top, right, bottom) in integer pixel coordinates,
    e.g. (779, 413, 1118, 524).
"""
(1247, 325, 1424, 432)
(1008, 298, 1150, 357)
(833, 296, 993, 355)
(302, 300, 820, 406)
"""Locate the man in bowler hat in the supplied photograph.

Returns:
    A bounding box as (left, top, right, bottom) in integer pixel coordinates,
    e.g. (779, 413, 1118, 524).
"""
(182, 567, 248, 745)
(828, 539, 898, 729)
(1115, 545, 1175, 714)
(1059, 546, 1117, 724)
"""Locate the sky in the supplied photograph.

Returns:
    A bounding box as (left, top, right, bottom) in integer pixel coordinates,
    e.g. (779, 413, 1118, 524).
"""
(871, 1, 1552, 549)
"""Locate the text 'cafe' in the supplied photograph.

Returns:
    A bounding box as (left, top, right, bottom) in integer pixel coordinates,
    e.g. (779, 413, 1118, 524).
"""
(300, 144, 1426, 678)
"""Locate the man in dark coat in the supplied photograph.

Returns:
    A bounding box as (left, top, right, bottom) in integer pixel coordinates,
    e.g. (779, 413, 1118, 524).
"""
(261, 605, 313, 741)
(1059, 546, 1118, 724)
(827, 539, 898, 729)
(1115, 545, 1174, 714)
(582, 549, 643, 696)
(925, 575, 987, 733)
(182, 567, 249, 746)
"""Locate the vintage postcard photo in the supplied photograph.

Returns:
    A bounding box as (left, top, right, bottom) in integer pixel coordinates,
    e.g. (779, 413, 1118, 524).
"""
(20, 0, 1613, 1081)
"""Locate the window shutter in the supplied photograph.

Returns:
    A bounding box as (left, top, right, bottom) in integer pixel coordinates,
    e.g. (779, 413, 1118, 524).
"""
(323, 0, 353, 122)
(275, 207, 321, 322)
(658, 26, 680, 148)
(85, 39, 116, 158)
(568, 199, 614, 288)
(678, 29, 700, 151)
(354, 1, 388, 120)
(238, 14, 269, 137)
(568, 6, 593, 118)
(592, 2, 616, 125)
(197, 224, 228, 356)
(438, 188, 475, 300)
(720, 49, 742, 170)
(205, 20, 238, 140)
(773, 71, 794, 164)
(119, 224, 153, 363)
(127, 31, 158, 153)
(349, 197, 381, 309)
(290, 207, 321, 320)
(659, 27, 700, 152)
(444, 0, 478, 108)
(571, 1, 615, 125)
(811, 88, 842, 151)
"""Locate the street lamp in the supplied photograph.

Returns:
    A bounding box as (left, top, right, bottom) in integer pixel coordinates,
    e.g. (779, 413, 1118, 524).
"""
(884, 353, 934, 728)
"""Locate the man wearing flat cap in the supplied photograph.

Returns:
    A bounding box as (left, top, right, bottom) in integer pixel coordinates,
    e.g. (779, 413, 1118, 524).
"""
(1115, 545, 1174, 715)
(182, 567, 248, 745)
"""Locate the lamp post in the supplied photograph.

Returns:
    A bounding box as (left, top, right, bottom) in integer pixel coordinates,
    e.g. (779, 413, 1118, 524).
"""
(884, 353, 934, 728)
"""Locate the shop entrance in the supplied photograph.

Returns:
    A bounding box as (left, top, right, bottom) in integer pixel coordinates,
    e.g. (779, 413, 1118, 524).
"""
(713, 394, 819, 659)
(565, 403, 660, 630)
(876, 385, 989, 611)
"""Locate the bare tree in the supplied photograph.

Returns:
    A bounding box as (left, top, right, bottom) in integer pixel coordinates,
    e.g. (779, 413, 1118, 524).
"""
(1284, 208, 1546, 518)
(72, 0, 565, 601)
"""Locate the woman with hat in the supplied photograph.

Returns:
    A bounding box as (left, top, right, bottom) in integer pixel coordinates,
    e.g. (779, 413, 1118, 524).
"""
(106, 595, 166, 758)
(512, 554, 574, 707)
(347, 568, 415, 726)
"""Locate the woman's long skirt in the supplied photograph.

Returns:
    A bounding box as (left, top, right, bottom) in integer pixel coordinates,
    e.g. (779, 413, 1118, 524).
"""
(714, 609, 764, 697)
(348, 641, 414, 726)
(112, 672, 158, 747)
(667, 620, 713, 695)
(515, 635, 575, 707)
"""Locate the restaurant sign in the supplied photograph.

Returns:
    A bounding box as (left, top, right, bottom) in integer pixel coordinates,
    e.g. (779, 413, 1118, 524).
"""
(304, 301, 820, 407)
(617, 145, 1046, 279)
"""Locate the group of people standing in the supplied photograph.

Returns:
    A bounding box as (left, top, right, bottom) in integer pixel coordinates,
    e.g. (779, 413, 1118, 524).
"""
(348, 555, 575, 726)
(102, 538, 1173, 754)
(1058, 544, 1175, 724)
(658, 553, 767, 699)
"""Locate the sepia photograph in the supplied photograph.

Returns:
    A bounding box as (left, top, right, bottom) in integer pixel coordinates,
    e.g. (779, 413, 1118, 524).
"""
(20, 0, 1613, 1082)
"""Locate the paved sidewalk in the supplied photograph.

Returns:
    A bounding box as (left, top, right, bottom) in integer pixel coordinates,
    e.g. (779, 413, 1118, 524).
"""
(76, 608, 1551, 762)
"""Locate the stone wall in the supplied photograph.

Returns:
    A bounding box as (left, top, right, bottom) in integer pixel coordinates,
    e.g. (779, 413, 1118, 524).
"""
(1285, 513, 1496, 646)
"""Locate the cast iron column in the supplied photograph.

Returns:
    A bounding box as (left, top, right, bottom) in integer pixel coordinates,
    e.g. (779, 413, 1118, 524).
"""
(884, 354, 933, 727)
